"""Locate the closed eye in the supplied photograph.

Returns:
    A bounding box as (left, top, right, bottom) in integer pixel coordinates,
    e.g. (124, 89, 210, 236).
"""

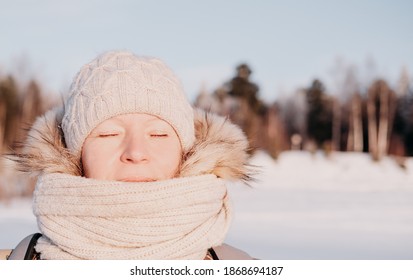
(151, 133, 168, 137)
(98, 133, 119, 138)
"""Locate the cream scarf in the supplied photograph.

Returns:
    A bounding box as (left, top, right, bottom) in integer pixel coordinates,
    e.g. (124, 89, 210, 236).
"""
(32, 173, 232, 260)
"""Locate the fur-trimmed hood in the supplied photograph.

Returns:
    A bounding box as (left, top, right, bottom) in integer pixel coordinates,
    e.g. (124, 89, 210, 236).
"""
(15, 107, 252, 183)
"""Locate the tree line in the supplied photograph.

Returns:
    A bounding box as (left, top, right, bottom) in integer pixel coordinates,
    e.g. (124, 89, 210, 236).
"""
(195, 64, 413, 164)
(0, 73, 57, 198)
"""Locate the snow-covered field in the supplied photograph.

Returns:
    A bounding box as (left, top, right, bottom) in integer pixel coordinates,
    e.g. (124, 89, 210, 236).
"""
(1, 151, 413, 259)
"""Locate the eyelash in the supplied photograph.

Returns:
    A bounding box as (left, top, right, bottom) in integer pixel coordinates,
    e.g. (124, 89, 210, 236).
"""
(151, 134, 168, 137)
(97, 133, 168, 138)
(98, 133, 119, 138)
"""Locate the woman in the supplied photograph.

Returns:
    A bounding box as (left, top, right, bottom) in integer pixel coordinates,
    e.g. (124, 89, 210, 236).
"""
(7, 51, 253, 260)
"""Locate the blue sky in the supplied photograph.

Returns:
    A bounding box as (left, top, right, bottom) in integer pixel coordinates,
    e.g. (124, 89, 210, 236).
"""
(1, 0, 412, 102)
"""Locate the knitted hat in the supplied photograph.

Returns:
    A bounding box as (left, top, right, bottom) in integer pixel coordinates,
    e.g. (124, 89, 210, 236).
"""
(62, 50, 195, 157)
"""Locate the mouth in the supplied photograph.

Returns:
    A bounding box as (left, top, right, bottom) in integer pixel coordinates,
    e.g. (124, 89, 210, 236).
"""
(119, 177, 156, 183)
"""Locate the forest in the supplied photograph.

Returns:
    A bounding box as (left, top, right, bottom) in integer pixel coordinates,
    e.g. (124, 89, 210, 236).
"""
(196, 64, 413, 162)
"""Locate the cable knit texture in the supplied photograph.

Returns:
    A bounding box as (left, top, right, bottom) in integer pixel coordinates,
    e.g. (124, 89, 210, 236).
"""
(33, 173, 231, 260)
(62, 51, 195, 157)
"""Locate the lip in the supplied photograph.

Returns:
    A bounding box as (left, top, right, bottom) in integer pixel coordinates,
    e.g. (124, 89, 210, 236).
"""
(119, 177, 156, 183)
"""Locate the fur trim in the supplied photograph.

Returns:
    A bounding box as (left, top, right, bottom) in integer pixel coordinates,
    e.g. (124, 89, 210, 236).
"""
(14, 107, 252, 182)
(180, 109, 252, 182)
(13, 108, 81, 177)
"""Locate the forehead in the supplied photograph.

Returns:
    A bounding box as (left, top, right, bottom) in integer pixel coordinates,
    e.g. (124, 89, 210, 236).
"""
(92, 113, 176, 133)
(103, 113, 168, 125)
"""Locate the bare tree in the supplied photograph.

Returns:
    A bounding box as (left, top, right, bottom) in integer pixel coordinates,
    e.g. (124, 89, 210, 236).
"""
(266, 103, 289, 158)
(347, 92, 364, 152)
(279, 89, 308, 149)
(0, 101, 6, 153)
(0, 76, 20, 152)
(331, 97, 341, 151)
(13, 80, 43, 149)
(397, 66, 410, 97)
(367, 80, 397, 160)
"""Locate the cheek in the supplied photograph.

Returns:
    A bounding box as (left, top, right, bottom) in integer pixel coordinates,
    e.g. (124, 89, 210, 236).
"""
(153, 141, 182, 177)
(82, 141, 117, 179)
(82, 144, 97, 178)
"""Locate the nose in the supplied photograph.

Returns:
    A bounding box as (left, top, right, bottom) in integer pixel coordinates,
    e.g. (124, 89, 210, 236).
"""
(120, 134, 149, 163)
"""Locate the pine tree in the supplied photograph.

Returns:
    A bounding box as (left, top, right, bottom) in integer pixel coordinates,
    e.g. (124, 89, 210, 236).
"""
(305, 79, 333, 150)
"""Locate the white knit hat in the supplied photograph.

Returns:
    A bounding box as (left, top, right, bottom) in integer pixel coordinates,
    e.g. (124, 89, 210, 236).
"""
(62, 50, 195, 157)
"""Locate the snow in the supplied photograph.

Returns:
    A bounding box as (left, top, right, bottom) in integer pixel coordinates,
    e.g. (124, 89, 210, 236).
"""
(0, 198, 38, 249)
(1, 151, 413, 259)
(226, 151, 413, 259)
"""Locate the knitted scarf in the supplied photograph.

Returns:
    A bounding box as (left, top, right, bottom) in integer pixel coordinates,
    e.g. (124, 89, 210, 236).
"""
(32, 173, 232, 260)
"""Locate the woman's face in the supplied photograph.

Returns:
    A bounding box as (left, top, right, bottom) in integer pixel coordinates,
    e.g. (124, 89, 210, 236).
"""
(82, 113, 182, 182)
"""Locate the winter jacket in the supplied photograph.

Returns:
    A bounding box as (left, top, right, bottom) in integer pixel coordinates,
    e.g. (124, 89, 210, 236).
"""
(5, 107, 253, 260)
